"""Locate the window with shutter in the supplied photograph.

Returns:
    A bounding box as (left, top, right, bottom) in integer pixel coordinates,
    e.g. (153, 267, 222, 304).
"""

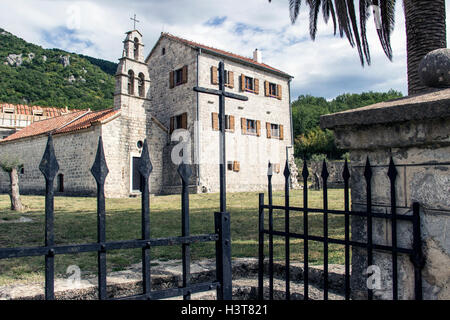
(233, 161, 240, 172)
(212, 112, 219, 131)
(169, 71, 174, 88)
(277, 84, 282, 100)
(212, 67, 234, 88)
(171, 66, 188, 87)
(227, 71, 234, 88)
(256, 120, 261, 136)
(266, 122, 272, 138)
(171, 112, 188, 132)
(271, 123, 280, 138)
(241, 117, 247, 134)
(228, 115, 235, 132)
(265, 81, 282, 100)
(211, 66, 218, 85)
(212, 113, 235, 132)
(181, 112, 187, 129)
(182, 65, 188, 84)
(241, 75, 259, 94)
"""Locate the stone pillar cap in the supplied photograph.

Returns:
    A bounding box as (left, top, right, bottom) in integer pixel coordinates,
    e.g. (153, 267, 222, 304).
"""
(320, 88, 450, 129)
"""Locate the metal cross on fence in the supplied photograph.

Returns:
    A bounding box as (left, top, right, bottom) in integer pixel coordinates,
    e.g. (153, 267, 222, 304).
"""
(194, 62, 248, 212)
(193, 61, 248, 299)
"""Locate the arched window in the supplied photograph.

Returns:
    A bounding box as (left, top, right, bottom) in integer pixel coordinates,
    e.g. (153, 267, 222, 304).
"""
(138, 73, 145, 97)
(134, 37, 139, 60)
(128, 70, 135, 95)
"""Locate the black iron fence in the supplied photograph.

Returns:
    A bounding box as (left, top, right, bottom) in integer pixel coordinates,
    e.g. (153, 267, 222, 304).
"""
(258, 158, 425, 300)
(0, 134, 231, 300)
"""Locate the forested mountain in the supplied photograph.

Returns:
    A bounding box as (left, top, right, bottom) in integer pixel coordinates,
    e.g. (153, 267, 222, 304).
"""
(0, 28, 117, 110)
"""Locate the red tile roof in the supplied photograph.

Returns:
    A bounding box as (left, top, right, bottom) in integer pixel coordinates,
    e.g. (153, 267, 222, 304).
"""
(152, 33, 291, 77)
(1, 108, 119, 143)
(55, 108, 119, 135)
(0, 103, 81, 117)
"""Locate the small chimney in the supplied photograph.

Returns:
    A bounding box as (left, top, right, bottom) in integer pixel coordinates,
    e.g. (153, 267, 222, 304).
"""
(253, 48, 262, 63)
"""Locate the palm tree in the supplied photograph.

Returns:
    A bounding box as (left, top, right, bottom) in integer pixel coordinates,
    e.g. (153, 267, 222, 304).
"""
(271, 0, 446, 95)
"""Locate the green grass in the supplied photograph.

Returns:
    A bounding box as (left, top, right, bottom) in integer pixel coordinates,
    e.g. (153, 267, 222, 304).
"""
(0, 189, 348, 286)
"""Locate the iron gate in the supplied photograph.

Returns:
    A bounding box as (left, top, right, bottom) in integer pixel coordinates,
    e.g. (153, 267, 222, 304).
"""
(0, 134, 232, 300)
(258, 158, 425, 300)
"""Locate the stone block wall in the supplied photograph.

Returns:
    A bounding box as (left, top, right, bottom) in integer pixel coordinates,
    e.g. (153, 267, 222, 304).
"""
(0, 127, 101, 196)
(147, 37, 199, 189)
(321, 89, 450, 300)
(196, 52, 292, 193)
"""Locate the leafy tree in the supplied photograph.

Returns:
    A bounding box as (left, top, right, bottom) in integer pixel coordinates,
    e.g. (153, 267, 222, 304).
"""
(291, 90, 403, 159)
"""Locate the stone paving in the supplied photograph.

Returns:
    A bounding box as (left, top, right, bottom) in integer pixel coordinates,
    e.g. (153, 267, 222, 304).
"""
(0, 258, 346, 300)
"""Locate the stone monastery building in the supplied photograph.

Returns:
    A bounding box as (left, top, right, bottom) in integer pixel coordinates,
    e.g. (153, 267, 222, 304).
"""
(0, 30, 294, 197)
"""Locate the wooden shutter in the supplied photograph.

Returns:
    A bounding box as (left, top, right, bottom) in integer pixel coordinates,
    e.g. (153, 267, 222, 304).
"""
(212, 112, 219, 130)
(211, 66, 218, 85)
(181, 112, 188, 129)
(228, 71, 234, 88)
(182, 65, 188, 84)
(240, 74, 245, 91)
(256, 120, 261, 136)
(169, 71, 174, 88)
(266, 122, 272, 138)
(279, 124, 284, 140)
(170, 116, 174, 133)
(277, 84, 282, 100)
(241, 117, 247, 134)
(233, 161, 240, 172)
(229, 115, 235, 132)
(254, 78, 259, 94)
(264, 81, 269, 96)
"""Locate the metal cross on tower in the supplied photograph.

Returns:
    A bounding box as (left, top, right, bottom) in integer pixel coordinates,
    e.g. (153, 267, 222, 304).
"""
(193, 61, 248, 299)
(130, 14, 140, 30)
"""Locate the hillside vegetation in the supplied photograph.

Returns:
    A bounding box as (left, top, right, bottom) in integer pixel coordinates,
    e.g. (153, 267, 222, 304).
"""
(292, 90, 403, 160)
(0, 28, 116, 110)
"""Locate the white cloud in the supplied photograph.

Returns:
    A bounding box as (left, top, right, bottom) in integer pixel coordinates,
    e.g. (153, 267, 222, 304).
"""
(0, 0, 449, 99)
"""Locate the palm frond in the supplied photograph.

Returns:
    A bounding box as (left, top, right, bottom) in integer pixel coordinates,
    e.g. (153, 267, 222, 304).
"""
(307, 0, 322, 40)
(322, 0, 337, 35)
(360, 0, 371, 65)
(334, 0, 355, 47)
(346, 0, 364, 65)
(289, 0, 302, 24)
(380, 0, 396, 60)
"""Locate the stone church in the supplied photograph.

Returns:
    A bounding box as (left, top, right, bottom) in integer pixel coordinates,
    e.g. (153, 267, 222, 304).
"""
(0, 29, 295, 197)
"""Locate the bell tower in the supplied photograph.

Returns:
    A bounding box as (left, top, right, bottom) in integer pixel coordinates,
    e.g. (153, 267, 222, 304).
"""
(114, 29, 150, 117)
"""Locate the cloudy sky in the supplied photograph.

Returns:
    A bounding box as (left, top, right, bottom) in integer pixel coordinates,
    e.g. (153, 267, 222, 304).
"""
(1, 0, 449, 100)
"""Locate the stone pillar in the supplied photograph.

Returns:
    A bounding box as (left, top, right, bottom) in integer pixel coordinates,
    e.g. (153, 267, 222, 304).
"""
(321, 89, 450, 299)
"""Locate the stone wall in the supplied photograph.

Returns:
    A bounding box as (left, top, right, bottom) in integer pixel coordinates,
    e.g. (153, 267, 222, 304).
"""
(0, 127, 101, 196)
(147, 37, 199, 189)
(196, 52, 293, 193)
(321, 89, 450, 300)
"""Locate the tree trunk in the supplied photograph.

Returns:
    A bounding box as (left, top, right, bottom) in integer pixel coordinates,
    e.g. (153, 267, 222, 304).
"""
(404, 0, 447, 95)
(8, 167, 23, 211)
